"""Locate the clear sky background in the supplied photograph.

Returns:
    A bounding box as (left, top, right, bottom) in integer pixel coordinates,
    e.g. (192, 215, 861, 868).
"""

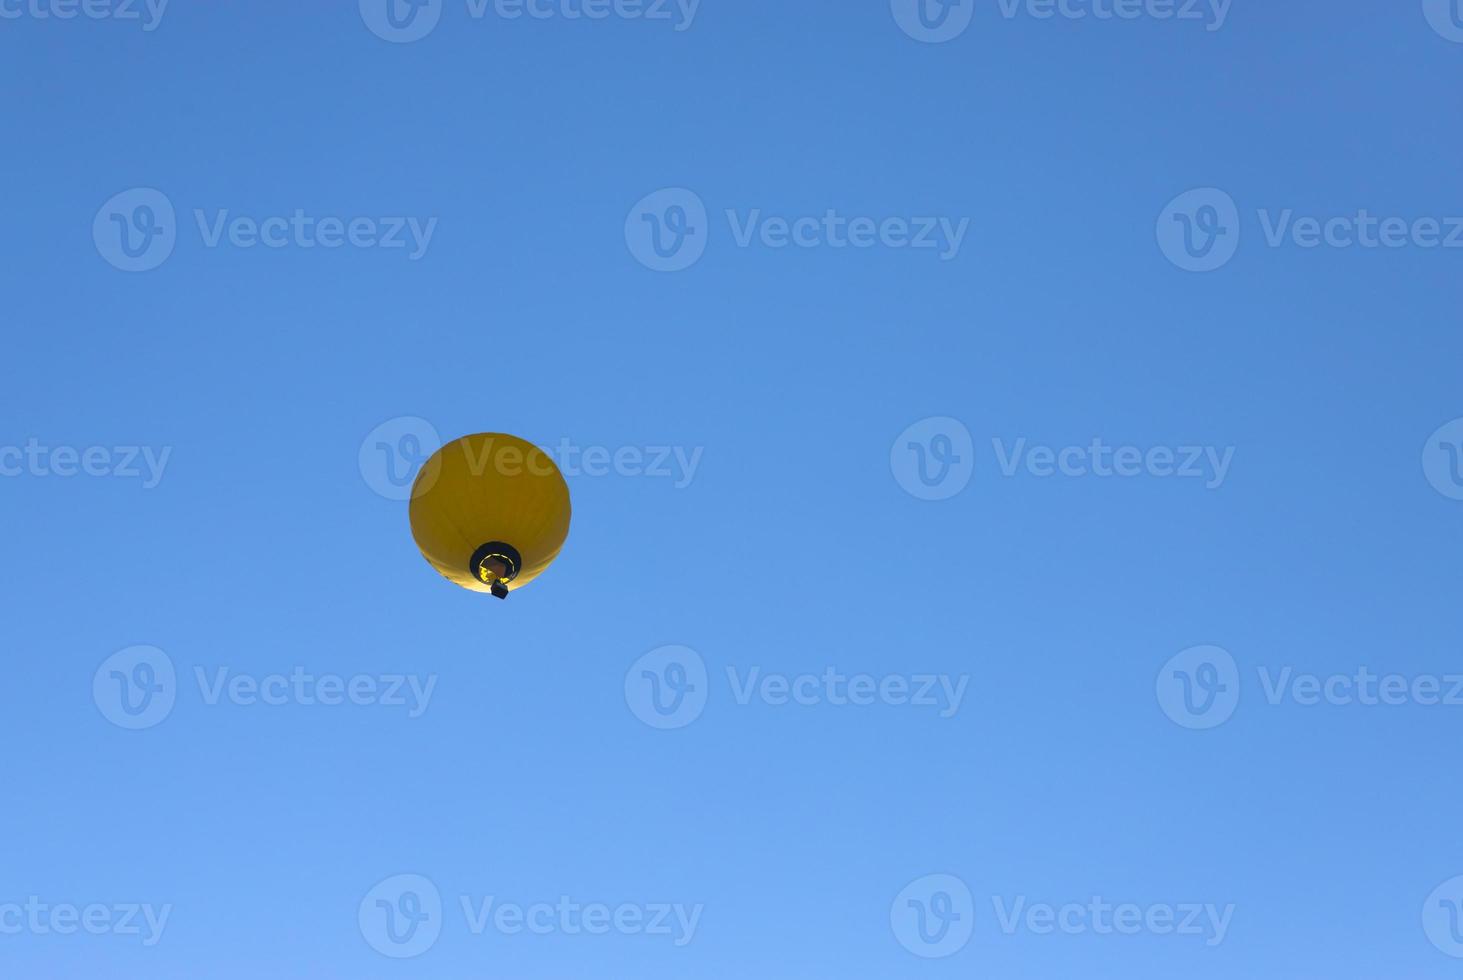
(3, 1, 1463, 977)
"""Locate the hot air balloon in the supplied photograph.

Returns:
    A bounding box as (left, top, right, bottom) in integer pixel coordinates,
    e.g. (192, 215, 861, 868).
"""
(408, 433, 571, 599)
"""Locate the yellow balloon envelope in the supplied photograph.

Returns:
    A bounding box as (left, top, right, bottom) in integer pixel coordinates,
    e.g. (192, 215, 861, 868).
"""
(408, 433, 571, 599)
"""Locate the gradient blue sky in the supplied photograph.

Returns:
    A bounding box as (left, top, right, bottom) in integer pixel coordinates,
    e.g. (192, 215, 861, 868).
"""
(3, 1, 1463, 977)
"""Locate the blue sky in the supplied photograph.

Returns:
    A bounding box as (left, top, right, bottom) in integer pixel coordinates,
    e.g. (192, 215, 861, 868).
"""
(3, 1, 1463, 976)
